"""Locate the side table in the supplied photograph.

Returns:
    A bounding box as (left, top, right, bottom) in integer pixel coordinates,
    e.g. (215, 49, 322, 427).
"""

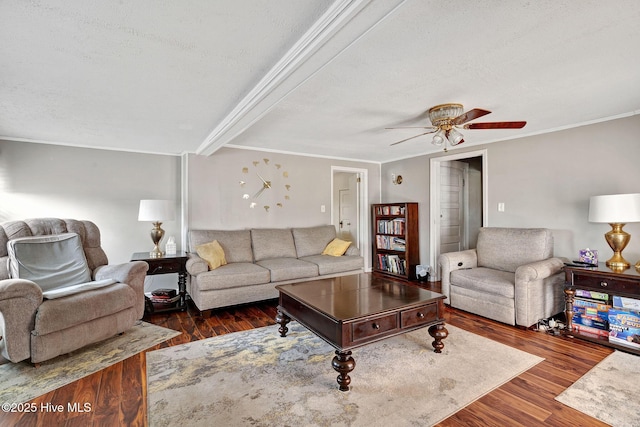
(131, 251, 189, 314)
(564, 263, 640, 355)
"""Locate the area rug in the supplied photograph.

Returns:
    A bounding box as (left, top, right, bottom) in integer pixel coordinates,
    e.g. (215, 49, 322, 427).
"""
(147, 322, 543, 426)
(556, 350, 640, 427)
(0, 321, 180, 404)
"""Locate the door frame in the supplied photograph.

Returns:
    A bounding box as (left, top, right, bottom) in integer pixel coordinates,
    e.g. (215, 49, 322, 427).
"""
(429, 149, 488, 280)
(331, 166, 369, 269)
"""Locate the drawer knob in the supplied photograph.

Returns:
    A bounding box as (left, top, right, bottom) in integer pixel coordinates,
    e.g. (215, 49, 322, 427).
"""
(417, 312, 425, 319)
(600, 281, 608, 287)
(372, 323, 380, 330)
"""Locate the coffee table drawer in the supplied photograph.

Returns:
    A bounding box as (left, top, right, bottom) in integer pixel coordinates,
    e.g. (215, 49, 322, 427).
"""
(352, 314, 398, 342)
(401, 304, 438, 329)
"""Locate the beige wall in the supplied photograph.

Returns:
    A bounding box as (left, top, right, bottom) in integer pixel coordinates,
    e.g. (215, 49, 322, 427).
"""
(185, 148, 381, 252)
(381, 114, 640, 266)
(3, 114, 639, 275)
(0, 140, 181, 264)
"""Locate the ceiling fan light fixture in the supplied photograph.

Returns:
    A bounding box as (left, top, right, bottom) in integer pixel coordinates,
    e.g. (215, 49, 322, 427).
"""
(448, 128, 464, 145)
(432, 129, 446, 146)
(428, 103, 463, 126)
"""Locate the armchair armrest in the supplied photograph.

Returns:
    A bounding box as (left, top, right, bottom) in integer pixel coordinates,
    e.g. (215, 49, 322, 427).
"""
(514, 257, 566, 327)
(0, 279, 43, 363)
(186, 253, 209, 275)
(94, 261, 149, 319)
(515, 257, 564, 283)
(438, 249, 478, 300)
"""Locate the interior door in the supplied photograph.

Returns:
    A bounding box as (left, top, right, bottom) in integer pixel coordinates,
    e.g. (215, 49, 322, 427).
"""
(338, 188, 356, 241)
(440, 161, 468, 254)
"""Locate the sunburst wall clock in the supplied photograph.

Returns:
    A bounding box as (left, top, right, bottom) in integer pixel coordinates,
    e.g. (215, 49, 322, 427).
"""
(239, 158, 291, 212)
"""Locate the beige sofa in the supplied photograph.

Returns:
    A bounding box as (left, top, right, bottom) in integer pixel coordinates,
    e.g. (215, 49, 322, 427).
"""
(439, 227, 565, 328)
(186, 225, 363, 312)
(0, 218, 148, 363)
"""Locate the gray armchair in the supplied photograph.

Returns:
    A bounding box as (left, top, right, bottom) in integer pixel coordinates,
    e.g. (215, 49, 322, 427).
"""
(439, 227, 565, 327)
(0, 218, 148, 364)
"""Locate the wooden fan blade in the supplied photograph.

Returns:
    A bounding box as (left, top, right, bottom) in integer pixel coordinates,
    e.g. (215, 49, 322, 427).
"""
(390, 130, 436, 146)
(451, 108, 491, 125)
(463, 121, 526, 129)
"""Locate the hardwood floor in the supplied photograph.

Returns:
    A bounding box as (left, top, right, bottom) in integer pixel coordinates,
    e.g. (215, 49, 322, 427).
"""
(1, 282, 613, 427)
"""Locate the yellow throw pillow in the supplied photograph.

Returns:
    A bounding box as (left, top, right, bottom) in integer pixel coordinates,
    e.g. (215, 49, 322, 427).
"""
(322, 238, 352, 257)
(196, 240, 227, 270)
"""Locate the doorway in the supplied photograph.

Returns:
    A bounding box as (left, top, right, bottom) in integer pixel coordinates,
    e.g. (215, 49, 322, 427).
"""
(331, 167, 368, 264)
(429, 149, 487, 280)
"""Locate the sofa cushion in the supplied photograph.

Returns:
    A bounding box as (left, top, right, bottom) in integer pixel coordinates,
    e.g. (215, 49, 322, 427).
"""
(292, 225, 337, 258)
(450, 267, 515, 299)
(322, 238, 352, 256)
(195, 240, 227, 270)
(300, 255, 364, 275)
(195, 262, 270, 291)
(7, 233, 92, 292)
(476, 228, 554, 273)
(251, 228, 297, 262)
(33, 282, 136, 335)
(257, 258, 318, 282)
(189, 230, 253, 263)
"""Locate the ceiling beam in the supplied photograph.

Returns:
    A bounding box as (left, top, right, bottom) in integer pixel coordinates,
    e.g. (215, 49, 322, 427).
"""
(196, 0, 406, 156)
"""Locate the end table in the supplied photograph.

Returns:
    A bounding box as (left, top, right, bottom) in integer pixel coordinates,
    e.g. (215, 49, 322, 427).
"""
(131, 251, 189, 313)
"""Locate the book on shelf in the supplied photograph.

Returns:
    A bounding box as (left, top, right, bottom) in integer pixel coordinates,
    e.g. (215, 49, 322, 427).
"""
(613, 295, 640, 310)
(571, 323, 609, 339)
(573, 297, 611, 312)
(376, 205, 406, 216)
(376, 218, 406, 235)
(575, 289, 608, 302)
(608, 308, 640, 349)
(146, 292, 180, 305)
(376, 254, 406, 275)
(375, 235, 406, 251)
(573, 306, 608, 330)
(151, 288, 177, 298)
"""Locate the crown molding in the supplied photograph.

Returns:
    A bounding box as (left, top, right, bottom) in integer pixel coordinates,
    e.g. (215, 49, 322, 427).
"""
(196, 0, 406, 157)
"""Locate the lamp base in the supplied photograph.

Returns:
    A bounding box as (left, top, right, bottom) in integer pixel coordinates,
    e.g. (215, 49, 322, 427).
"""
(149, 221, 165, 258)
(150, 246, 164, 258)
(604, 223, 630, 270)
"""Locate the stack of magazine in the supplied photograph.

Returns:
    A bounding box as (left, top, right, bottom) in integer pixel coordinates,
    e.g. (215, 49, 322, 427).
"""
(146, 288, 180, 308)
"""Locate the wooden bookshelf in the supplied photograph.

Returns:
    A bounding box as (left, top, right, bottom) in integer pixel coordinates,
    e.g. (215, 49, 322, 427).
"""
(372, 202, 419, 281)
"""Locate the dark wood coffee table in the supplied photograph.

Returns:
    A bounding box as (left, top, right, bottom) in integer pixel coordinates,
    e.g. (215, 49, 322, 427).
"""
(275, 273, 448, 391)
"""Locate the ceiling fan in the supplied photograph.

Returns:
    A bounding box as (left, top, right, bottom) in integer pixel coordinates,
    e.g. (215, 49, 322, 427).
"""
(388, 103, 526, 150)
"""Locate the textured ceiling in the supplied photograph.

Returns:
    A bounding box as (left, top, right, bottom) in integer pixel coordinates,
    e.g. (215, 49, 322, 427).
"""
(2, 1, 640, 163)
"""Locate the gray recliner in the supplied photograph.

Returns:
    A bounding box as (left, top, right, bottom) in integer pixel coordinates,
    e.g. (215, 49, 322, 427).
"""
(0, 218, 148, 363)
(439, 227, 565, 327)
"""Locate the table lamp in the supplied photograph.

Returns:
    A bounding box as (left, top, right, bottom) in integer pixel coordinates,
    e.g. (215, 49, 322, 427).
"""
(138, 199, 175, 258)
(588, 193, 640, 270)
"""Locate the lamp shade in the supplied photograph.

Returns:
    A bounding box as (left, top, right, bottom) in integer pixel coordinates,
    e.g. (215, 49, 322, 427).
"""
(588, 193, 640, 223)
(447, 128, 464, 145)
(138, 199, 175, 222)
(432, 129, 446, 146)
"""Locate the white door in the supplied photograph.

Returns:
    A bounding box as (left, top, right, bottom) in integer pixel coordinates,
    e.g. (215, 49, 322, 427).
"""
(332, 168, 366, 258)
(338, 188, 356, 241)
(440, 161, 468, 255)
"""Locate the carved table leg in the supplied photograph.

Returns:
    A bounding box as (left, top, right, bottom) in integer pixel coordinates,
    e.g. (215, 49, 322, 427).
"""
(428, 323, 449, 353)
(564, 287, 575, 337)
(332, 350, 356, 392)
(275, 310, 291, 337)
